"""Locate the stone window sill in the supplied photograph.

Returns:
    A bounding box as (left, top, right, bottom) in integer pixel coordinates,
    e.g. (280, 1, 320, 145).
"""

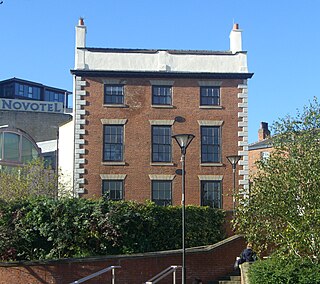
(103, 104, 128, 108)
(102, 162, 126, 166)
(199, 105, 223, 109)
(151, 105, 175, 109)
(200, 163, 224, 167)
(150, 162, 174, 166)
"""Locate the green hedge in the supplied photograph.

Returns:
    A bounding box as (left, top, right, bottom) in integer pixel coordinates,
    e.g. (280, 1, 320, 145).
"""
(0, 197, 225, 261)
(249, 257, 320, 284)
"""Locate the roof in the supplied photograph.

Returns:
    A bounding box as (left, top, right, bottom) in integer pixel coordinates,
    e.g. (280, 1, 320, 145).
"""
(81, 47, 239, 56)
(0, 77, 72, 94)
(249, 138, 273, 151)
(37, 139, 57, 153)
(70, 70, 254, 79)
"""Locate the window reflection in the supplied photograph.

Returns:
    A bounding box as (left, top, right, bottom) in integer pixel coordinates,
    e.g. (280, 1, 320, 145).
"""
(44, 90, 65, 103)
(15, 83, 41, 100)
(22, 136, 38, 163)
(4, 133, 20, 161)
(0, 129, 40, 166)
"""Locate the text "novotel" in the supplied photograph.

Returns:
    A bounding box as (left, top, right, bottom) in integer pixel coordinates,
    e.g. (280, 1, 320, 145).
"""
(0, 99, 64, 113)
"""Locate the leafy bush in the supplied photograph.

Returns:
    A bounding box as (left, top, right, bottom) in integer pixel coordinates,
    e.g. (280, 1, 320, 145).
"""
(249, 257, 320, 284)
(0, 197, 225, 261)
(235, 98, 320, 261)
(0, 159, 61, 202)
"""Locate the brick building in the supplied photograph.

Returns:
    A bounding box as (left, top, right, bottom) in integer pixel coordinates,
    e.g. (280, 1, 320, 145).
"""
(70, 19, 253, 210)
(248, 122, 272, 177)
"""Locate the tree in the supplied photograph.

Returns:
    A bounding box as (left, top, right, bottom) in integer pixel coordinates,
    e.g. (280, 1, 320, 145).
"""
(0, 158, 70, 202)
(235, 97, 320, 263)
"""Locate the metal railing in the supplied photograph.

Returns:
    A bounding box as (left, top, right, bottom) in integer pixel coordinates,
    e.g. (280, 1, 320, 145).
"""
(145, 265, 182, 284)
(70, 265, 121, 284)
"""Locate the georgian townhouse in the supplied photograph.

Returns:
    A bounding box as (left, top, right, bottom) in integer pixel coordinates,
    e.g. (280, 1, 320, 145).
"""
(70, 18, 253, 210)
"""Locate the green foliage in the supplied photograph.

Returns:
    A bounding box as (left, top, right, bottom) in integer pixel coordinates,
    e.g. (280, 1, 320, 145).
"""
(186, 205, 225, 247)
(235, 98, 320, 262)
(249, 257, 320, 284)
(0, 197, 225, 261)
(0, 158, 62, 202)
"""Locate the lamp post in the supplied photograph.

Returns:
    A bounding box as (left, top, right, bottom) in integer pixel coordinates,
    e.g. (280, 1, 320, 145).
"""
(172, 133, 195, 284)
(51, 125, 59, 198)
(56, 126, 59, 197)
(227, 155, 241, 216)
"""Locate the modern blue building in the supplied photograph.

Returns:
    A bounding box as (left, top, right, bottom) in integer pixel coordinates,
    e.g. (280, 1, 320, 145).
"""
(0, 77, 71, 109)
(0, 78, 72, 171)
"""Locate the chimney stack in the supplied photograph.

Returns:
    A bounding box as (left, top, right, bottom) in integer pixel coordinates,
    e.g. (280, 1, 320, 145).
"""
(258, 122, 270, 141)
(75, 17, 86, 48)
(229, 23, 242, 53)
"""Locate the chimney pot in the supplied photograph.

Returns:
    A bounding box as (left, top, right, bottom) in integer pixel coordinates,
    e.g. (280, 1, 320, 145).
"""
(75, 17, 87, 49)
(233, 23, 239, 30)
(79, 17, 84, 26)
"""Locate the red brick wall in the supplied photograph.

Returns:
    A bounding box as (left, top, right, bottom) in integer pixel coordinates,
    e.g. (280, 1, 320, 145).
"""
(79, 77, 243, 210)
(248, 147, 273, 178)
(0, 235, 245, 284)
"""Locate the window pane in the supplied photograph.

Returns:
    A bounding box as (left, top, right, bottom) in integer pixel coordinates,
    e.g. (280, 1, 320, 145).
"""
(201, 126, 220, 163)
(152, 180, 172, 206)
(200, 87, 220, 106)
(21, 136, 38, 163)
(104, 85, 124, 104)
(102, 180, 123, 200)
(4, 84, 14, 98)
(103, 125, 123, 161)
(3, 133, 20, 161)
(201, 181, 221, 208)
(18, 84, 24, 96)
(152, 126, 171, 162)
(34, 88, 40, 100)
(152, 86, 172, 105)
(28, 87, 33, 98)
(44, 90, 65, 103)
(59, 93, 64, 102)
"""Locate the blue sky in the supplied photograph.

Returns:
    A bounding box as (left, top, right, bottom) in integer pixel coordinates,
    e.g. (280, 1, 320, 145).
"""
(1, 0, 319, 143)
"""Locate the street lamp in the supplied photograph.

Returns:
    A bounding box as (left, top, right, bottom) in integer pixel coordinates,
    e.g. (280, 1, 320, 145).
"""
(227, 155, 241, 216)
(172, 133, 195, 284)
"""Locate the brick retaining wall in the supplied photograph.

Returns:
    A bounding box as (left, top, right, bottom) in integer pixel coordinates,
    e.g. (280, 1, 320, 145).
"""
(0, 235, 245, 284)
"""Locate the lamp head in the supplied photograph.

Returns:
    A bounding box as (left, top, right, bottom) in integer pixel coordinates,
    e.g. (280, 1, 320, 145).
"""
(227, 155, 241, 169)
(172, 134, 195, 154)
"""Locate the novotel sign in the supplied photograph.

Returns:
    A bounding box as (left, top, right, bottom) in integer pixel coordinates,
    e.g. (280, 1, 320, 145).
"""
(0, 98, 64, 113)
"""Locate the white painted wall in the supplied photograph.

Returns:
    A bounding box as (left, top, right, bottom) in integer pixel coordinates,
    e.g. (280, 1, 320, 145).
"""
(76, 50, 248, 73)
(230, 25, 243, 54)
(58, 120, 74, 195)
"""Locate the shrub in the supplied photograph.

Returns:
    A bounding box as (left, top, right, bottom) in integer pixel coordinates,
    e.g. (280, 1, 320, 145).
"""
(0, 197, 225, 261)
(249, 257, 320, 284)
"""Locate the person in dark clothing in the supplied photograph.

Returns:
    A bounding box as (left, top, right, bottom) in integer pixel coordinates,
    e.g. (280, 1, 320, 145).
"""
(238, 243, 257, 264)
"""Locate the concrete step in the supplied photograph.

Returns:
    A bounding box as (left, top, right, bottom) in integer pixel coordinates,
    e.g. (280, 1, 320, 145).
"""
(208, 271, 241, 284)
(218, 276, 241, 284)
(219, 281, 240, 284)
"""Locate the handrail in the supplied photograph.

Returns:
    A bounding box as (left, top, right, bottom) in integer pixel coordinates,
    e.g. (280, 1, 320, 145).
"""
(145, 265, 182, 284)
(70, 265, 121, 284)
